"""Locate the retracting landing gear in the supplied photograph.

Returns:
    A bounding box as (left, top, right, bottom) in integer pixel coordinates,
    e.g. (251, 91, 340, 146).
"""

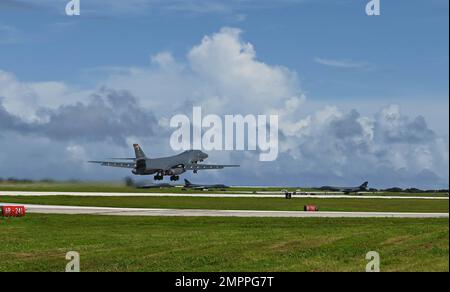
(170, 175, 180, 181)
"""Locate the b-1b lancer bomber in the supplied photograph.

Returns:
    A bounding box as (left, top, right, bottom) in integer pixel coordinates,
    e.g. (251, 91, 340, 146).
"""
(183, 179, 229, 190)
(319, 182, 369, 194)
(89, 144, 239, 181)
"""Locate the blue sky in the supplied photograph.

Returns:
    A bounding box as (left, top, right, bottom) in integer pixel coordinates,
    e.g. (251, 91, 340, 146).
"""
(1, 1, 448, 99)
(0, 0, 449, 188)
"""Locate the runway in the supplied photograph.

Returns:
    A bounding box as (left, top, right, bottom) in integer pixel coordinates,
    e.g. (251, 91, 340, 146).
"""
(2, 203, 448, 218)
(0, 191, 448, 200)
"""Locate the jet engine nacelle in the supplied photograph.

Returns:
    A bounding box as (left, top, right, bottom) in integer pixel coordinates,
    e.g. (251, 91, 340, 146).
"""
(132, 159, 147, 175)
(169, 167, 185, 175)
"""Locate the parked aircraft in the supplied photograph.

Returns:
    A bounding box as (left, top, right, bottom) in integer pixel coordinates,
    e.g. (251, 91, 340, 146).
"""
(183, 179, 229, 190)
(319, 182, 369, 194)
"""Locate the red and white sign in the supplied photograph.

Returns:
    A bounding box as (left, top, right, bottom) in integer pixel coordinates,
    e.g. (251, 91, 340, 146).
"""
(1, 206, 26, 217)
(304, 205, 319, 212)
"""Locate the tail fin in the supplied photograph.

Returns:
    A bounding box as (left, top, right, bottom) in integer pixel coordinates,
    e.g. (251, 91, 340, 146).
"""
(184, 179, 192, 186)
(133, 144, 147, 159)
(360, 182, 369, 189)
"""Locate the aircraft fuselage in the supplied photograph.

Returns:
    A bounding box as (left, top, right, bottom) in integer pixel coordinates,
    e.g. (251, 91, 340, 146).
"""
(133, 150, 208, 176)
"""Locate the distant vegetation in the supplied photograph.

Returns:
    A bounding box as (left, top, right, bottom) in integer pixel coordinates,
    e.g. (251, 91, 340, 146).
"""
(382, 187, 449, 193)
(0, 177, 78, 184)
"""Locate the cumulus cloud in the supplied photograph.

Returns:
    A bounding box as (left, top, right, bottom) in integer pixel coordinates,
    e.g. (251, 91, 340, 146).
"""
(0, 70, 37, 121)
(1, 88, 160, 146)
(375, 105, 436, 144)
(102, 27, 302, 116)
(187, 27, 301, 113)
(0, 98, 28, 132)
(278, 105, 448, 188)
(0, 27, 448, 188)
(0, 69, 91, 122)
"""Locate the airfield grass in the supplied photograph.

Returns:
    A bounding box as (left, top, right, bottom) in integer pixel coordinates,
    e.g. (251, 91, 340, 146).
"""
(1, 182, 447, 196)
(0, 196, 448, 213)
(0, 214, 447, 272)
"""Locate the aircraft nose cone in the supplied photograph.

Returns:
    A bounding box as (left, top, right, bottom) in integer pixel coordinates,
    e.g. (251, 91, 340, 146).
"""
(201, 153, 208, 159)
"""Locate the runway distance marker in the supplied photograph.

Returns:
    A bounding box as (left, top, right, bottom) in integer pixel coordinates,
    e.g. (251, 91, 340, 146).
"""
(0, 205, 26, 217)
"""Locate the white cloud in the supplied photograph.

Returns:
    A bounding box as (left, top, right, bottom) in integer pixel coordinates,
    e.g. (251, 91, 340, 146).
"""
(101, 27, 302, 116)
(66, 144, 87, 162)
(0, 70, 40, 121)
(187, 27, 302, 113)
(314, 57, 372, 70)
(0, 70, 90, 122)
(0, 27, 448, 188)
(277, 104, 449, 188)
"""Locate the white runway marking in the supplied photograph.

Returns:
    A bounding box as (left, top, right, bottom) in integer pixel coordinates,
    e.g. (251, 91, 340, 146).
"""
(1, 203, 448, 218)
(0, 191, 448, 200)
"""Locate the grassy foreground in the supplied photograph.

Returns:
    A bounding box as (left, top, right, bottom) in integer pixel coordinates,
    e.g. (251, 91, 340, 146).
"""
(0, 214, 447, 272)
(0, 195, 448, 213)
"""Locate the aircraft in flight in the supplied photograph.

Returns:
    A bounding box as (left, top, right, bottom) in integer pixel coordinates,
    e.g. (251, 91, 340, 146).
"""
(89, 144, 239, 181)
(183, 179, 229, 190)
(319, 182, 369, 194)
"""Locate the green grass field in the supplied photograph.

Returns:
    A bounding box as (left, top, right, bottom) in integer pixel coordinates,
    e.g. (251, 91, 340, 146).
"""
(0, 214, 447, 272)
(0, 195, 448, 213)
(1, 182, 447, 272)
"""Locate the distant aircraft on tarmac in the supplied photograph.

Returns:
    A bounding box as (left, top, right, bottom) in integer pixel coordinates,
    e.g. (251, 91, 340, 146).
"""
(319, 182, 369, 194)
(89, 144, 239, 181)
(183, 179, 229, 190)
(135, 183, 175, 189)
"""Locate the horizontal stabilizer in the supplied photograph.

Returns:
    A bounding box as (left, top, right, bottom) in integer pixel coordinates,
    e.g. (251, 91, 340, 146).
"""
(88, 161, 135, 169)
(185, 164, 240, 171)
